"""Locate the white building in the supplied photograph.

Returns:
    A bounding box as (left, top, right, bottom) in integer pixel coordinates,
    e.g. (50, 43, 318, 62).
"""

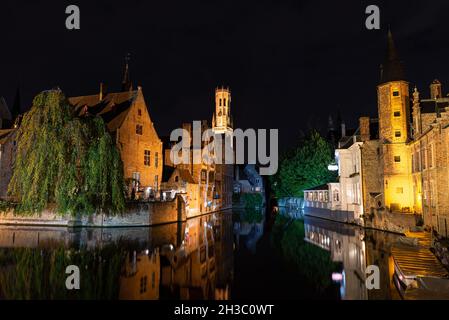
(335, 135, 364, 221)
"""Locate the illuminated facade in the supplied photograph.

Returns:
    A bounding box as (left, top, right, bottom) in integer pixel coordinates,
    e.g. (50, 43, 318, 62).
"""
(305, 31, 449, 237)
(409, 81, 449, 236)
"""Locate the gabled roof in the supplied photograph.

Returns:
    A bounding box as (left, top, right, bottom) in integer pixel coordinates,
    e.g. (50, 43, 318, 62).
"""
(68, 90, 138, 131)
(162, 165, 176, 182)
(162, 166, 196, 184)
(177, 168, 196, 184)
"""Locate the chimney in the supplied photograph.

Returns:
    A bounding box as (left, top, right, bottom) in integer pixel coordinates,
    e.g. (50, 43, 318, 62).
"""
(359, 117, 371, 142)
(430, 79, 442, 99)
(341, 122, 346, 137)
(99, 82, 107, 101)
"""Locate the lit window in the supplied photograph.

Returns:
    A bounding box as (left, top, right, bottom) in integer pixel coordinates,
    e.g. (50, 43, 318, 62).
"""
(144, 150, 151, 166)
(394, 156, 401, 163)
(136, 124, 143, 135)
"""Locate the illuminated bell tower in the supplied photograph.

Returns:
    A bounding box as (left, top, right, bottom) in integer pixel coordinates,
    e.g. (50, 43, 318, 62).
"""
(377, 30, 413, 212)
(212, 86, 233, 135)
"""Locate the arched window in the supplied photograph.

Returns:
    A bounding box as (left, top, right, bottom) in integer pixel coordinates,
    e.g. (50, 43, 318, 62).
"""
(223, 98, 226, 106)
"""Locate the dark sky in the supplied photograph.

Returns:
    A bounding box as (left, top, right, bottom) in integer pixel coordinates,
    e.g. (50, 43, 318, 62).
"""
(1, 0, 449, 151)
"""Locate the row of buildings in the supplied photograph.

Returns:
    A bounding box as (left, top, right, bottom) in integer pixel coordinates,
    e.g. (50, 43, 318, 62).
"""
(0, 60, 238, 217)
(304, 31, 449, 238)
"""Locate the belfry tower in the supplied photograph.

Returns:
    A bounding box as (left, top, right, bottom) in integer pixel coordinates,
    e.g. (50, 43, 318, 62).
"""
(212, 86, 233, 135)
(377, 30, 413, 212)
(212, 86, 234, 210)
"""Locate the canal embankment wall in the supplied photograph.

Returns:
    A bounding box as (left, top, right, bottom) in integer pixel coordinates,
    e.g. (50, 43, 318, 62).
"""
(278, 197, 418, 235)
(0, 195, 187, 227)
(0, 194, 233, 227)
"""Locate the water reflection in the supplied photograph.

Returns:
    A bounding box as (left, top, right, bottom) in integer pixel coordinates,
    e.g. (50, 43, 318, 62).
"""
(303, 216, 401, 300)
(0, 208, 404, 300)
(0, 212, 235, 300)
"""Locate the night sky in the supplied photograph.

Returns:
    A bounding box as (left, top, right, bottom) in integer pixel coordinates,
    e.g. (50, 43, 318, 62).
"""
(1, 0, 449, 151)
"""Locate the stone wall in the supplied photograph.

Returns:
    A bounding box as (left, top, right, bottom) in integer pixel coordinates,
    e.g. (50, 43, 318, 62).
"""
(0, 195, 187, 227)
(304, 207, 355, 224)
(365, 210, 418, 234)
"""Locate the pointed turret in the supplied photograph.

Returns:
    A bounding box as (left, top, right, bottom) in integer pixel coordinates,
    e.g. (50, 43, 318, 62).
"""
(121, 53, 133, 92)
(11, 85, 21, 120)
(380, 30, 405, 84)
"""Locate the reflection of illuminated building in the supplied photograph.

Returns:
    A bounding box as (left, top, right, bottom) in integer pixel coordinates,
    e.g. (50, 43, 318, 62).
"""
(119, 249, 160, 300)
(304, 218, 367, 300)
(0, 211, 235, 301)
(159, 213, 234, 299)
(304, 217, 398, 300)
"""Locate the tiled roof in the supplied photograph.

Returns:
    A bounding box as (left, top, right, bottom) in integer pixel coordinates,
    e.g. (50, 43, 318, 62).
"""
(68, 90, 138, 131)
(178, 169, 196, 184)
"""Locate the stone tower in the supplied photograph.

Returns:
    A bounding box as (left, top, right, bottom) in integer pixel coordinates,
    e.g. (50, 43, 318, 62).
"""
(377, 30, 413, 212)
(212, 86, 233, 135)
(212, 86, 234, 210)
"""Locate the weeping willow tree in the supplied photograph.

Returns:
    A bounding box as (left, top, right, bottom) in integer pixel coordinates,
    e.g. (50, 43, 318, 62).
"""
(8, 89, 125, 215)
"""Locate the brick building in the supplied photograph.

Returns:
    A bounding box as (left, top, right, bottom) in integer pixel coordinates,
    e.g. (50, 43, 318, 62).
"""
(305, 31, 449, 237)
(69, 85, 163, 198)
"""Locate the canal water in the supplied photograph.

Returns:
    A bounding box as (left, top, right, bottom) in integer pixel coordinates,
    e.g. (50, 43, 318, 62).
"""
(0, 208, 402, 300)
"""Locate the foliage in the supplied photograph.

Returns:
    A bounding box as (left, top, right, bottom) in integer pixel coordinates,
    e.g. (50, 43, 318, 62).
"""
(270, 130, 336, 198)
(239, 208, 264, 224)
(0, 244, 127, 299)
(0, 200, 15, 213)
(241, 193, 264, 209)
(8, 89, 125, 216)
